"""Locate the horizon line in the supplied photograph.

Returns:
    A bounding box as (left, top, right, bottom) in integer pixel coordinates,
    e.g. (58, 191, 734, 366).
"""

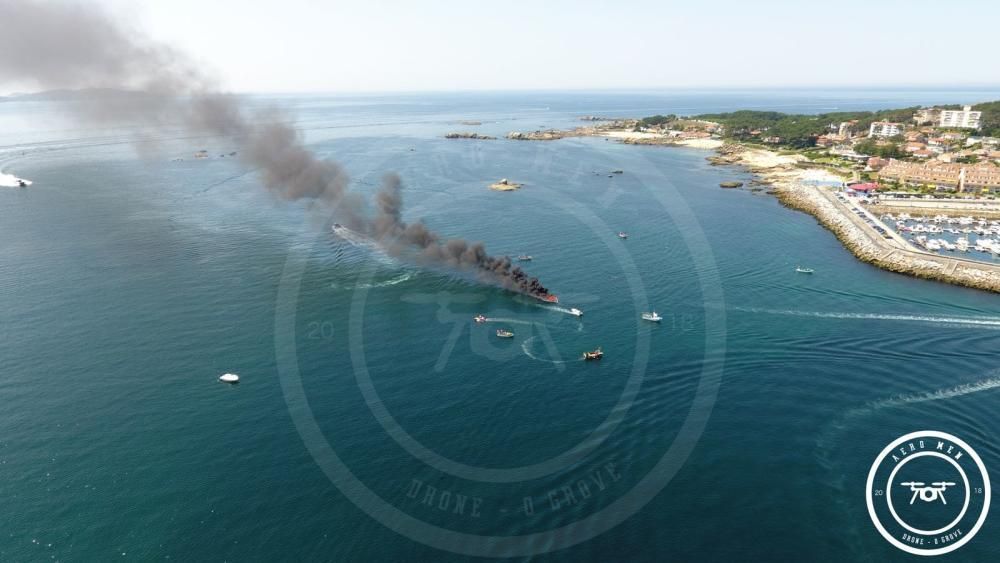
(5, 83, 1000, 98)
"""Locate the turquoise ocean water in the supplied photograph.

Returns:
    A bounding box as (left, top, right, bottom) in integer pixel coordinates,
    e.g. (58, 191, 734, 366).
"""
(1, 89, 999, 561)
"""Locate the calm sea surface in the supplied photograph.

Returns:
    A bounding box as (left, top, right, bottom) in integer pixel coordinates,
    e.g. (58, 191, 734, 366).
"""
(1, 89, 999, 561)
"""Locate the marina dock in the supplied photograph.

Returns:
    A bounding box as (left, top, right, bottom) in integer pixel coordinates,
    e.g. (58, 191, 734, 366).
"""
(778, 184, 1000, 293)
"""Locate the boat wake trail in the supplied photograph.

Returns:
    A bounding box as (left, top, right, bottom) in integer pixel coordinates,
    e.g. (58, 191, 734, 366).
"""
(331, 225, 396, 265)
(483, 317, 535, 326)
(330, 272, 413, 290)
(813, 368, 1000, 556)
(198, 168, 259, 193)
(817, 371, 1000, 464)
(355, 272, 414, 289)
(0, 171, 31, 187)
(521, 336, 579, 365)
(734, 306, 1000, 329)
(528, 303, 583, 317)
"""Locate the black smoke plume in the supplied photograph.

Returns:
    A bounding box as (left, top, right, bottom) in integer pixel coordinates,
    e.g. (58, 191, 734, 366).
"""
(0, 0, 551, 300)
(372, 174, 551, 297)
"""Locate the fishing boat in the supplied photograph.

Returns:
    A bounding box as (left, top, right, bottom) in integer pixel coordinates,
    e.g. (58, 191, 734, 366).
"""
(569, 308, 583, 317)
(474, 314, 487, 323)
(795, 266, 814, 274)
(618, 232, 629, 239)
(517, 255, 533, 261)
(582, 347, 603, 361)
(641, 311, 662, 322)
(219, 373, 240, 384)
(496, 329, 514, 338)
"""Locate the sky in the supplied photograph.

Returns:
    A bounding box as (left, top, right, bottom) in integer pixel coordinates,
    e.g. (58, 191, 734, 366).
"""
(35, 0, 1000, 93)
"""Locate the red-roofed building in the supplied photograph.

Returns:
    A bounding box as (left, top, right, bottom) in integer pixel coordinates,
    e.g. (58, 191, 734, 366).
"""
(846, 182, 880, 193)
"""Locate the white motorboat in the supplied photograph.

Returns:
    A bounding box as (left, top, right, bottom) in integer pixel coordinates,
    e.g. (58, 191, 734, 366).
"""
(219, 373, 240, 384)
(641, 311, 662, 322)
(569, 308, 583, 317)
(795, 267, 815, 274)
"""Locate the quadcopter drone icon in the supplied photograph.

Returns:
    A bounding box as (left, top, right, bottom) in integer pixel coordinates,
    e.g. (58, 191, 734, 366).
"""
(899, 481, 957, 505)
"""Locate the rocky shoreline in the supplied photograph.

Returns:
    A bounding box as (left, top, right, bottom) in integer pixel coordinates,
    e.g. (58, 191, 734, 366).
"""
(707, 143, 1000, 293)
(444, 132, 496, 140)
(774, 186, 1000, 293)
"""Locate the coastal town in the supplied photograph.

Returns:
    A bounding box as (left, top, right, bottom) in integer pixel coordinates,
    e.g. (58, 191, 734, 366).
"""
(448, 100, 1000, 292)
(488, 102, 1000, 195)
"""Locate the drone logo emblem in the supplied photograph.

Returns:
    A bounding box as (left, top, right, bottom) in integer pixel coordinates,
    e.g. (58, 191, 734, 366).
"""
(867, 431, 991, 556)
(900, 481, 956, 505)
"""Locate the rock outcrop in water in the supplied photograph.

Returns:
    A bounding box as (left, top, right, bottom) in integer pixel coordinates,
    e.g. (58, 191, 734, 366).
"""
(506, 129, 579, 141)
(489, 178, 522, 191)
(444, 132, 495, 140)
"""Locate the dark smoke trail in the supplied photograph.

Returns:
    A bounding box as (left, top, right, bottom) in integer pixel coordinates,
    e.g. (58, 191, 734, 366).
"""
(372, 174, 552, 297)
(0, 0, 551, 299)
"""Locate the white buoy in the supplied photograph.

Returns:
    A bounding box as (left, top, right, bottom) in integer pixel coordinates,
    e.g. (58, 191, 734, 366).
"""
(219, 373, 240, 384)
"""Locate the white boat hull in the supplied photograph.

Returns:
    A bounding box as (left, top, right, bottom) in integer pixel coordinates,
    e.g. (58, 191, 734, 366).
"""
(219, 373, 240, 384)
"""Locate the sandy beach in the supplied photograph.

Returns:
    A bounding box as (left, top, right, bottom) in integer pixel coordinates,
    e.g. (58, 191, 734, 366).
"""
(599, 131, 663, 141)
(675, 138, 724, 149)
(713, 145, 843, 188)
(597, 131, 724, 150)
